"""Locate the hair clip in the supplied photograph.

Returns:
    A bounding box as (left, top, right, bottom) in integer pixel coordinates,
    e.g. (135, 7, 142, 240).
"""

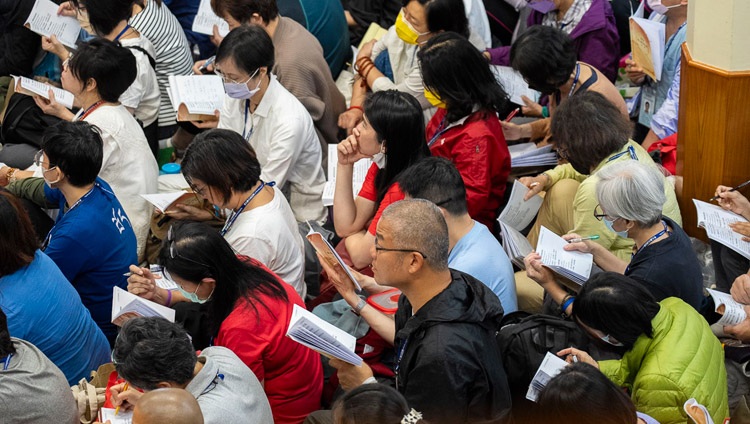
(401, 408, 423, 424)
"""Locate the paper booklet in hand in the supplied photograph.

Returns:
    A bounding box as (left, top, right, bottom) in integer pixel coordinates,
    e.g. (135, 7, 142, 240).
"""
(526, 352, 568, 402)
(167, 75, 225, 122)
(100, 407, 133, 424)
(509, 143, 558, 168)
(357, 23, 388, 50)
(693, 199, 750, 260)
(192, 0, 229, 37)
(11, 75, 75, 109)
(629, 16, 665, 81)
(140, 191, 189, 213)
(537, 226, 593, 290)
(706, 288, 747, 327)
(111, 286, 176, 327)
(497, 180, 542, 267)
(322, 144, 372, 207)
(491, 66, 540, 106)
(286, 304, 363, 365)
(305, 222, 361, 291)
(25, 0, 81, 49)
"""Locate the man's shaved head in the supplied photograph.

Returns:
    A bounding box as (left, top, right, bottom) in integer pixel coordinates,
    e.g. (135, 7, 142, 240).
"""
(132, 388, 204, 424)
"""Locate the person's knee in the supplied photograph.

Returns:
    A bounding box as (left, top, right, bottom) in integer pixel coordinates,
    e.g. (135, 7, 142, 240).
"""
(514, 271, 544, 314)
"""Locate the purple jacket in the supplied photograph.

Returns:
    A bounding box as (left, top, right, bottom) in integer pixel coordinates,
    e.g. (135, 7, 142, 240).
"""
(487, 0, 620, 82)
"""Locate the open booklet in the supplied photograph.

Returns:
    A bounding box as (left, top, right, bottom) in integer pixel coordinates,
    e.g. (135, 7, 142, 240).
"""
(509, 143, 558, 168)
(693, 199, 750, 260)
(305, 222, 361, 291)
(192, 0, 229, 37)
(167, 75, 225, 122)
(629, 16, 665, 81)
(25, 0, 81, 49)
(11, 75, 74, 109)
(111, 286, 176, 327)
(537, 226, 593, 289)
(322, 144, 373, 207)
(287, 304, 363, 365)
(100, 407, 133, 424)
(706, 288, 747, 327)
(497, 180, 542, 268)
(526, 352, 568, 402)
(140, 191, 190, 213)
(491, 66, 540, 106)
(358, 22, 388, 50)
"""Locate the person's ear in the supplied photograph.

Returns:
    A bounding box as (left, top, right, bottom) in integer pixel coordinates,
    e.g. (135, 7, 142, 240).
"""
(249, 13, 264, 26)
(155, 382, 173, 389)
(201, 277, 216, 291)
(85, 78, 98, 94)
(406, 252, 424, 274)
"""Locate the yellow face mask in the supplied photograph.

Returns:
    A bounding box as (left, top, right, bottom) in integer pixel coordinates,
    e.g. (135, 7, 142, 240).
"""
(395, 10, 430, 45)
(424, 88, 447, 109)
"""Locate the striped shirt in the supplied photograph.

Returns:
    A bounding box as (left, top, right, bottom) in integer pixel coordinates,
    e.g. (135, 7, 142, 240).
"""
(129, 0, 194, 128)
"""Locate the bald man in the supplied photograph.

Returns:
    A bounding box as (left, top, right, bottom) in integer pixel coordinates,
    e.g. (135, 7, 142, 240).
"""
(132, 388, 204, 424)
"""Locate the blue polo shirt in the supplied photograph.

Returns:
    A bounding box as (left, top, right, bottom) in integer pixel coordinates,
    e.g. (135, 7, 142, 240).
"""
(43, 178, 137, 342)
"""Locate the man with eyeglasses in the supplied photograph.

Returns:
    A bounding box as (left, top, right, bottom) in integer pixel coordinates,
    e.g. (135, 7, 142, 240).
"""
(109, 317, 273, 424)
(306, 199, 511, 424)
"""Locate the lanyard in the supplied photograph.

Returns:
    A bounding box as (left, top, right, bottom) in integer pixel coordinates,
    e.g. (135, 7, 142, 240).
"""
(2, 353, 13, 370)
(427, 117, 449, 147)
(567, 63, 581, 97)
(114, 24, 131, 42)
(242, 100, 255, 141)
(78, 100, 106, 122)
(42, 185, 97, 250)
(627, 220, 671, 271)
(219, 180, 275, 236)
(394, 337, 410, 390)
(607, 145, 637, 162)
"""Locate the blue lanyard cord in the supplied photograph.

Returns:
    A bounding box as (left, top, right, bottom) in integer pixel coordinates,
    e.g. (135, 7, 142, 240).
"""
(567, 63, 581, 97)
(242, 100, 255, 141)
(627, 220, 671, 271)
(394, 337, 409, 390)
(427, 117, 448, 147)
(608, 145, 637, 162)
(42, 185, 97, 250)
(2, 353, 13, 370)
(219, 180, 275, 236)
(114, 24, 131, 42)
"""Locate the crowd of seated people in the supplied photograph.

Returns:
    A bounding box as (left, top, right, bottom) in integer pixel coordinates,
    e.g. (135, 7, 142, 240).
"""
(0, 0, 748, 423)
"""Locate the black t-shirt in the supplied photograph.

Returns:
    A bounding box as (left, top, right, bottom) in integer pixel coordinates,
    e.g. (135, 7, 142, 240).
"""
(625, 216, 704, 310)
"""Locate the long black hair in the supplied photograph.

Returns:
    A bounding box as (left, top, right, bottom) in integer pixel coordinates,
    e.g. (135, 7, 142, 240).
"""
(419, 32, 511, 122)
(363, 90, 430, 204)
(158, 221, 289, 336)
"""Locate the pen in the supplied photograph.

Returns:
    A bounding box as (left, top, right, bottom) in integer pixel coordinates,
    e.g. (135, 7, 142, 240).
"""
(199, 55, 215, 74)
(115, 382, 129, 415)
(710, 179, 750, 201)
(504, 108, 520, 122)
(572, 355, 578, 363)
(567, 235, 600, 243)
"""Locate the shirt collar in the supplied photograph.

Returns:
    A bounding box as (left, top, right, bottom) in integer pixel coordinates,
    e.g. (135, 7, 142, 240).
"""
(252, 74, 278, 119)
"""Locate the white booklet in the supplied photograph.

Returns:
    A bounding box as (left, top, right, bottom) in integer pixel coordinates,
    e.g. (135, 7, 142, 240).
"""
(11, 75, 75, 109)
(140, 191, 189, 213)
(509, 143, 558, 168)
(491, 65, 540, 106)
(537, 226, 593, 289)
(167, 75, 225, 121)
(148, 264, 180, 291)
(99, 407, 133, 424)
(305, 222, 361, 291)
(498, 221, 534, 269)
(629, 16, 665, 81)
(526, 352, 568, 402)
(693, 199, 750, 260)
(24, 0, 81, 49)
(322, 144, 372, 207)
(706, 288, 747, 327)
(192, 0, 229, 37)
(287, 304, 363, 366)
(496, 180, 543, 267)
(111, 286, 176, 327)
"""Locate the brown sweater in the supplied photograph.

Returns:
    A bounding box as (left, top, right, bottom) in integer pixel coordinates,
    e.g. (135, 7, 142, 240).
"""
(273, 17, 346, 160)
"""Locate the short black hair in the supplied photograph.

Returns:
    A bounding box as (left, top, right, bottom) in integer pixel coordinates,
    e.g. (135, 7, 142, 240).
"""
(551, 91, 631, 173)
(0, 190, 38, 277)
(71, 0, 134, 36)
(69, 38, 137, 102)
(181, 129, 262, 205)
(215, 25, 275, 76)
(112, 317, 197, 391)
(333, 384, 412, 424)
(211, 0, 278, 24)
(510, 25, 577, 92)
(42, 121, 103, 187)
(572, 272, 660, 350)
(397, 157, 467, 216)
(419, 32, 511, 122)
(363, 90, 430, 204)
(0, 307, 16, 357)
(537, 362, 637, 424)
(405, 0, 469, 37)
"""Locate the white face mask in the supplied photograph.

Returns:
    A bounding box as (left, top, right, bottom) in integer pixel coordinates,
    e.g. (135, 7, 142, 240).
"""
(603, 217, 628, 238)
(371, 144, 386, 169)
(43, 169, 61, 188)
(600, 333, 624, 347)
(646, 0, 682, 15)
(223, 68, 261, 99)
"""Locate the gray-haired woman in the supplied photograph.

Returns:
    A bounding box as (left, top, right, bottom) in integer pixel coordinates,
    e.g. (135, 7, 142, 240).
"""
(524, 160, 704, 315)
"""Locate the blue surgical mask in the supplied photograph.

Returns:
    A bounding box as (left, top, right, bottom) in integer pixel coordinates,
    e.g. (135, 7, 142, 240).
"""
(603, 217, 629, 238)
(178, 281, 214, 304)
(600, 333, 624, 347)
(223, 68, 261, 100)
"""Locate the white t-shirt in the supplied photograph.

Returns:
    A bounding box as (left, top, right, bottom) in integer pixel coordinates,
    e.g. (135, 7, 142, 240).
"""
(77, 104, 159, 258)
(219, 75, 327, 224)
(119, 35, 160, 127)
(224, 185, 306, 299)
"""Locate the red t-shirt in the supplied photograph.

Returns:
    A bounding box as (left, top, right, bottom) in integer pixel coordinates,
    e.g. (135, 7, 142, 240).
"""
(357, 163, 405, 235)
(426, 108, 510, 230)
(214, 264, 323, 424)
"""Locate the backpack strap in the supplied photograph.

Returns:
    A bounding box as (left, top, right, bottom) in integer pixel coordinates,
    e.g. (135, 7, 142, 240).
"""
(126, 45, 156, 69)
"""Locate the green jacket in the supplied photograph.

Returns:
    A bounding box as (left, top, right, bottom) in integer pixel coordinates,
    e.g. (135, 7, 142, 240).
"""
(599, 298, 728, 423)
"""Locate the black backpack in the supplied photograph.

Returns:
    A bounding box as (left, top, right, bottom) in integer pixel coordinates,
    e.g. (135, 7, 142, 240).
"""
(1, 94, 62, 148)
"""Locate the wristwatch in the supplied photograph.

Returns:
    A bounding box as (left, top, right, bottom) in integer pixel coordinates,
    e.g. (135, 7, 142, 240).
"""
(353, 298, 367, 315)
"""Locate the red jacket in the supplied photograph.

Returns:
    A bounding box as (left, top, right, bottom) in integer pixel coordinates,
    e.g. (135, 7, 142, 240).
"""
(427, 108, 510, 230)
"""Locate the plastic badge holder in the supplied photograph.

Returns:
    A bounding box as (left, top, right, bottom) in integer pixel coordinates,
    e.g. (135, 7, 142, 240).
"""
(367, 288, 401, 315)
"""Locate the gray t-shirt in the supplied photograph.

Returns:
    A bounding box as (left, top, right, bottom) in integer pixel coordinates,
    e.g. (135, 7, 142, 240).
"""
(185, 346, 273, 424)
(0, 338, 79, 424)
